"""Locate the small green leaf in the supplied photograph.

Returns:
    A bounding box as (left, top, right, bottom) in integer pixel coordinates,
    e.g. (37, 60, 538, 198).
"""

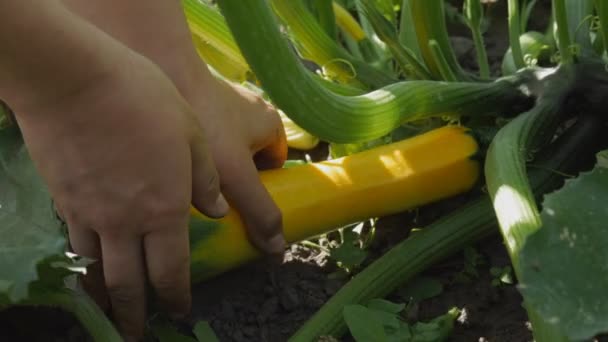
(330, 230, 368, 271)
(344, 304, 388, 342)
(410, 307, 459, 342)
(397, 276, 444, 303)
(519, 151, 608, 340)
(367, 298, 406, 314)
(192, 321, 220, 342)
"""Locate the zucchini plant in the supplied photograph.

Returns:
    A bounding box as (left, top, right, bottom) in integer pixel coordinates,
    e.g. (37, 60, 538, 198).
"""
(1, 0, 608, 341)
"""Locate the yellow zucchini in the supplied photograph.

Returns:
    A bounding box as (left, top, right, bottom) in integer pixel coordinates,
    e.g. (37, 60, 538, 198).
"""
(189, 125, 480, 282)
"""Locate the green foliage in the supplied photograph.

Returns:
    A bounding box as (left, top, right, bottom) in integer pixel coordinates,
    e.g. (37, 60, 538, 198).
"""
(0, 125, 73, 303)
(519, 150, 608, 340)
(453, 246, 486, 283)
(329, 228, 369, 272)
(489, 265, 513, 287)
(397, 276, 444, 304)
(343, 298, 459, 342)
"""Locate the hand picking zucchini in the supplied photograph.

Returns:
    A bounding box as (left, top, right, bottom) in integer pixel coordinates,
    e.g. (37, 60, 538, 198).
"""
(189, 125, 480, 282)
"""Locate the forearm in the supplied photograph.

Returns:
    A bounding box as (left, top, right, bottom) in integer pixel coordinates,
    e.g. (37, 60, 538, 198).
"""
(62, 0, 214, 94)
(0, 1, 128, 113)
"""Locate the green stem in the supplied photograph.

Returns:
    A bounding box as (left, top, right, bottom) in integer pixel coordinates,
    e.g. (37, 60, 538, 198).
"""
(464, 0, 490, 78)
(215, 0, 530, 143)
(553, 0, 574, 64)
(508, 0, 526, 69)
(398, 0, 422, 60)
(409, 0, 467, 81)
(312, 0, 337, 39)
(270, 0, 396, 88)
(595, 0, 608, 57)
(357, 0, 432, 79)
(564, 0, 594, 57)
(22, 288, 122, 342)
(471, 28, 491, 78)
(485, 66, 576, 341)
(429, 40, 457, 82)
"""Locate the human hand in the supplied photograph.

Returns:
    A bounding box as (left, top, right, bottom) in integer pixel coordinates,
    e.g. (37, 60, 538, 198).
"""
(59, 0, 289, 261)
(13, 52, 226, 340)
(181, 74, 288, 258)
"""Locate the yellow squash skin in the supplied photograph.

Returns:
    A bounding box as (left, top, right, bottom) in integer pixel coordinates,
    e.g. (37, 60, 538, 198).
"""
(189, 125, 479, 282)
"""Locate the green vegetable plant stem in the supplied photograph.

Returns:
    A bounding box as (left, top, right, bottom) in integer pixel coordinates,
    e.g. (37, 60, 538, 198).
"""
(464, 0, 491, 78)
(397, 0, 422, 61)
(9, 288, 122, 342)
(270, 0, 396, 88)
(595, 0, 608, 57)
(553, 0, 574, 64)
(429, 40, 458, 82)
(215, 0, 530, 144)
(357, 0, 432, 80)
(484, 67, 576, 341)
(508, 0, 526, 70)
(312, 0, 337, 40)
(409, 0, 467, 81)
(564, 0, 594, 57)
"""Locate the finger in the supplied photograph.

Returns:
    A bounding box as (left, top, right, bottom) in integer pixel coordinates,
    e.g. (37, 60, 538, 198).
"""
(66, 224, 109, 311)
(100, 234, 147, 341)
(144, 220, 191, 318)
(221, 151, 286, 257)
(190, 129, 230, 218)
(249, 109, 288, 170)
(253, 123, 288, 170)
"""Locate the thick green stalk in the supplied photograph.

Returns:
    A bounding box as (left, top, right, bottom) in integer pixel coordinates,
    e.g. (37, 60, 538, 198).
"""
(552, 0, 574, 64)
(215, 0, 529, 144)
(508, 0, 525, 70)
(270, 0, 396, 88)
(485, 67, 575, 341)
(409, 0, 467, 81)
(15, 288, 122, 342)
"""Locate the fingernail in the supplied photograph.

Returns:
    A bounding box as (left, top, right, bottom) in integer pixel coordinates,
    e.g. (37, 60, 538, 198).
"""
(267, 233, 286, 255)
(209, 193, 230, 218)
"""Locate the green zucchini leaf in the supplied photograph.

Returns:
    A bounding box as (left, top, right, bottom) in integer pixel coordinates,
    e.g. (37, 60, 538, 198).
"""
(409, 307, 459, 342)
(519, 150, 608, 340)
(397, 276, 444, 303)
(343, 304, 389, 342)
(0, 125, 69, 302)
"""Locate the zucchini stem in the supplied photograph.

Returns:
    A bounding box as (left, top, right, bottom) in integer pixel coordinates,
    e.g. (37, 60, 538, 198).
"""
(508, 0, 526, 69)
(553, 0, 574, 64)
(16, 288, 122, 342)
(484, 66, 576, 340)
